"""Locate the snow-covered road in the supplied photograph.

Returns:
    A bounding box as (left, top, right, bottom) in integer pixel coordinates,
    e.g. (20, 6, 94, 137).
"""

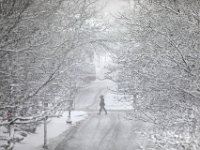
(55, 112, 152, 150)
(54, 80, 152, 150)
(74, 80, 107, 110)
(75, 80, 133, 111)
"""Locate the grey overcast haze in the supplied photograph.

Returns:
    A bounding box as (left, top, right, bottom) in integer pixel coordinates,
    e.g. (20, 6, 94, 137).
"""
(1, 0, 200, 150)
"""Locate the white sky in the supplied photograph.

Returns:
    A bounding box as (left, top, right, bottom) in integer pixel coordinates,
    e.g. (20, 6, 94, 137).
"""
(94, 0, 130, 78)
(98, 0, 129, 20)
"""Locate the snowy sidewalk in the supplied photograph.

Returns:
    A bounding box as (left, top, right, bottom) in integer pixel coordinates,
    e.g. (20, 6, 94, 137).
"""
(14, 111, 88, 150)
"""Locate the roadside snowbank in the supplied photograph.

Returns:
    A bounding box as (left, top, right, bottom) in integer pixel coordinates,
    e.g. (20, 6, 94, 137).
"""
(84, 79, 133, 110)
(14, 111, 87, 150)
(93, 79, 133, 110)
(105, 92, 133, 110)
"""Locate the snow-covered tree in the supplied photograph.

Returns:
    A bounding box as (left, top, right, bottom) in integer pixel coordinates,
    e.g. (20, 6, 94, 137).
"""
(108, 0, 200, 149)
(0, 0, 98, 149)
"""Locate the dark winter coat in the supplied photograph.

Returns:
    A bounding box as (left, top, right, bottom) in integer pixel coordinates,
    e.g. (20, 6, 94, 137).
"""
(99, 98, 105, 107)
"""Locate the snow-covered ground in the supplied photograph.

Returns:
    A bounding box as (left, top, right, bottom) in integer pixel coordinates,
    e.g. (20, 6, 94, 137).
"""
(13, 54, 132, 150)
(105, 92, 133, 110)
(93, 51, 133, 110)
(14, 111, 87, 150)
(90, 79, 133, 110)
(75, 79, 133, 111)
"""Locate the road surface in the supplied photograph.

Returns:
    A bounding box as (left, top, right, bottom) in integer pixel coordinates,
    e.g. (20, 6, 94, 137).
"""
(55, 80, 152, 150)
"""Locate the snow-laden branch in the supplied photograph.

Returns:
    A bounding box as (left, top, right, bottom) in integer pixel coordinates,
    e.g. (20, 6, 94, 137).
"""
(0, 112, 62, 126)
(0, 105, 18, 111)
(0, 115, 43, 126)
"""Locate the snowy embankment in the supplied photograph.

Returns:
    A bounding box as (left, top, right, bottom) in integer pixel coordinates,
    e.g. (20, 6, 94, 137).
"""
(76, 79, 134, 111)
(95, 79, 133, 111)
(105, 92, 133, 110)
(13, 111, 87, 150)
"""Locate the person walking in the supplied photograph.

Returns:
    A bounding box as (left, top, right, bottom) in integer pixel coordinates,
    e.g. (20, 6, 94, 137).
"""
(99, 95, 107, 115)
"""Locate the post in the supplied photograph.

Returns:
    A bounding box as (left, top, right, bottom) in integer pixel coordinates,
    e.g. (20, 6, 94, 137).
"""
(66, 100, 73, 124)
(7, 109, 15, 150)
(43, 116, 48, 149)
(7, 123, 15, 150)
(66, 105, 72, 124)
(68, 107, 71, 120)
(43, 102, 48, 149)
(73, 97, 75, 110)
